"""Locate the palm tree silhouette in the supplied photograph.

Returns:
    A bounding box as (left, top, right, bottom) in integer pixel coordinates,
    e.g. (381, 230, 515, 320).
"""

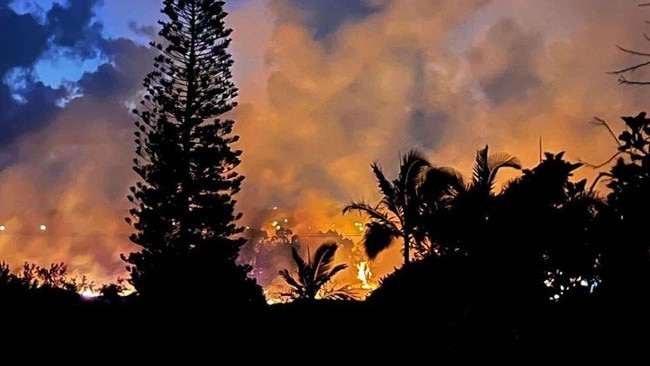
(278, 241, 352, 301)
(445, 145, 521, 256)
(466, 145, 521, 197)
(343, 150, 461, 264)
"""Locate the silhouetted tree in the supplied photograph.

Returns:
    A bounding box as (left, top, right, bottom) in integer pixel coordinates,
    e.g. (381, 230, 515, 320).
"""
(0, 261, 92, 309)
(442, 145, 521, 257)
(121, 0, 264, 307)
(596, 112, 650, 304)
(501, 152, 602, 299)
(278, 241, 353, 301)
(344, 150, 461, 264)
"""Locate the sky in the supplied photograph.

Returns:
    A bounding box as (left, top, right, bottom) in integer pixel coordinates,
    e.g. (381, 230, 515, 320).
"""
(0, 0, 649, 296)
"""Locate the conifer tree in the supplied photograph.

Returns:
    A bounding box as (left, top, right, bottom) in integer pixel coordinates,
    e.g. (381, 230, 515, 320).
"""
(122, 0, 264, 307)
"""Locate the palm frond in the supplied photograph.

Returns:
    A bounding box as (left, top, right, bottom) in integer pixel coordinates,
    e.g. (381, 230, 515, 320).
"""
(312, 242, 339, 281)
(319, 282, 360, 301)
(488, 152, 522, 172)
(472, 145, 490, 188)
(419, 166, 465, 199)
(371, 163, 402, 218)
(278, 268, 302, 291)
(442, 166, 467, 194)
(327, 263, 348, 279)
(371, 163, 396, 203)
(399, 150, 431, 193)
(290, 246, 311, 289)
(363, 221, 399, 259)
(324, 292, 358, 301)
(290, 246, 307, 273)
(487, 151, 521, 191)
(342, 202, 401, 233)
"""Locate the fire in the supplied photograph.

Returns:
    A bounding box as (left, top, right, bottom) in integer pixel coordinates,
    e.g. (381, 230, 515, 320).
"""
(357, 261, 375, 290)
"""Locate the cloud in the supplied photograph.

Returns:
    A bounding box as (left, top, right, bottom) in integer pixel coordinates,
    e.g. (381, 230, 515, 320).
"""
(0, 7, 48, 75)
(46, 0, 103, 52)
(79, 39, 156, 99)
(276, 0, 384, 40)
(0, 0, 152, 285)
(0, 0, 109, 145)
(468, 19, 543, 106)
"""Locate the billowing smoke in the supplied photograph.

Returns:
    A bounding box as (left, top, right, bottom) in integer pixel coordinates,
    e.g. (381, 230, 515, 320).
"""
(233, 0, 650, 295)
(0, 0, 649, 296)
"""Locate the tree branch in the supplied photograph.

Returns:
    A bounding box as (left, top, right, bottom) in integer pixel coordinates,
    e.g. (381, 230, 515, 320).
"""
(615, 44, 650, 57)
(608, 60, 650, 74)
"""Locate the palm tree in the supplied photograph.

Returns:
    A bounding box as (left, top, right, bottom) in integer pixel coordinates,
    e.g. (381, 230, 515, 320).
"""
(343, 150, 461, 264)
(468, 145, 522, 196)
(447, 145, 521, 254)
(278, 241, 352, 301)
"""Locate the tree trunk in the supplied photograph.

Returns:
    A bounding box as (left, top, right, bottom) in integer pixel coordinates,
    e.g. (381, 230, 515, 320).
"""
(403, 234, 410, 264)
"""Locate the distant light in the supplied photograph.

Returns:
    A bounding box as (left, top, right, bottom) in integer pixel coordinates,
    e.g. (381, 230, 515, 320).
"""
(553, 294, 560, 300)
(0, 225, 5, 231)
(80, 289, 99, 298)
(39, 224, 47, 231)
(580, 279, 589, 287)
(273, 206, 278, 210)
(283, 219, 288, 223)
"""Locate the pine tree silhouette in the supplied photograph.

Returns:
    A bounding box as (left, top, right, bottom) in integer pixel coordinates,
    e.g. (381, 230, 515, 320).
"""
(121, 0, 265, 308)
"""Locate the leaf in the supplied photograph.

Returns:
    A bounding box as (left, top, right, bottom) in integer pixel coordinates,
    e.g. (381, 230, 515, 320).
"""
(398, 150, 431, 196)
(342, 202, 401, 233)
(363, 222, 398, 259)
(278, 269, 302, 291)
(312, 242, 339, 282)
(371, 163, 395, 202)
(472, 145, 490, 188)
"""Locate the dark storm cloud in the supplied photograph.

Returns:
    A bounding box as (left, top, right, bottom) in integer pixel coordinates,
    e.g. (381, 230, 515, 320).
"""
(0, 79, 67, 146)
(0, 0, 115, 145)
(46, 0, 103, 55)
(286, 0, 383, 39)
(483, 65, 541, 106)
(127, 21, 157, 39)
(407, 53, 447, 150)
(469, 19, 543, 106)
(408, 109, 449, 150)
(79, 38, 155, 100)
(0, 7, 48, 75)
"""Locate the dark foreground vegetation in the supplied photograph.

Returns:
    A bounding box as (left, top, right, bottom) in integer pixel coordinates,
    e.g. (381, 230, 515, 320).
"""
(3, 0, 650, 360)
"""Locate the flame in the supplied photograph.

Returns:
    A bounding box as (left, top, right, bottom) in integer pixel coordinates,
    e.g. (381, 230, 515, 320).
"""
(357, 261, 375, 290)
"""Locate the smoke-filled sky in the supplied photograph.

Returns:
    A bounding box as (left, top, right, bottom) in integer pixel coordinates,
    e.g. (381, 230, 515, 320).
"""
(1, 0, 649, 293)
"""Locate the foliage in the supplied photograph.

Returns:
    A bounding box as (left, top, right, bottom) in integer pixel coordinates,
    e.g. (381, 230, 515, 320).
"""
(278, 241, 353, 301)
(344, 150, 462, 264)
(594, 112, 650, 300)
(0, 261, 93, 300)
(120, 0, 264, 305)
